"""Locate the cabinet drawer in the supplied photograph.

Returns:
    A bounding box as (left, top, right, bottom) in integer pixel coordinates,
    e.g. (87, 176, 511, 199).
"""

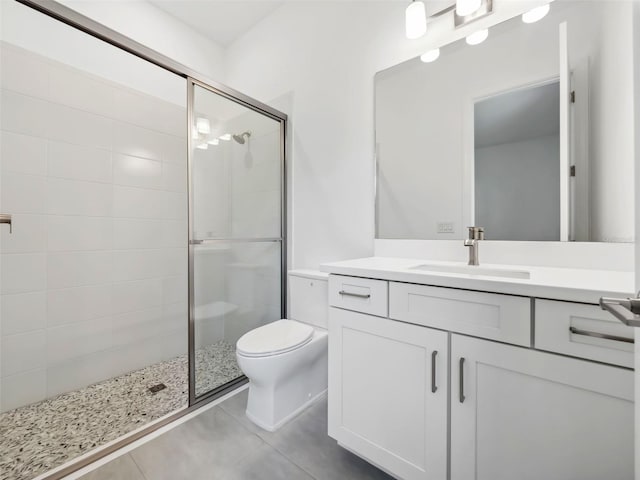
(329, 275, 388, 317)
(390, 282, 531, 346)
(535, 299, 634, 368)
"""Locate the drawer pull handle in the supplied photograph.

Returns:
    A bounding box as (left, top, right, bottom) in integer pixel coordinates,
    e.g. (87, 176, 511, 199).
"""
(459, 357, 465, 403)
(569, 326, 634, 344)
(431, 350, 438, 393)
(338, 290, 371, 299)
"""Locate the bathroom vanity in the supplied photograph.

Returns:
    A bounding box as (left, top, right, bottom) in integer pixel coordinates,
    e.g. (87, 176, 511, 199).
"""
(321, 258, 635, 480)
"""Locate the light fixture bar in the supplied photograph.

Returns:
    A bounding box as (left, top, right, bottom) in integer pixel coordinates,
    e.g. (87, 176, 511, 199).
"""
(454, 0, 493, 28)
(456, 0, 481, 17)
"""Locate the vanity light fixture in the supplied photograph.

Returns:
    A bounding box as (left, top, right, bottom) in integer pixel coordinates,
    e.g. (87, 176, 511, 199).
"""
(219, 133, 232, 141)
(196, 143, 208, 150)
(456, 0, 482, 17)
(522, 3, 550, 23)
(420, 48, 440, 63)
(405, 0, 427, 39)
(207, 138, 219, 146)
(466, 28, 488, 45)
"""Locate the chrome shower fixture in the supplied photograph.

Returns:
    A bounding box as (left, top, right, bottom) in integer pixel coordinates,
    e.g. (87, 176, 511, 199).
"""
(233, 131, 251, 144)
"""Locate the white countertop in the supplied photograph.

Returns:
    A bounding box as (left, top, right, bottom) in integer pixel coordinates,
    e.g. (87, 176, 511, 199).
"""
(320, 257, 635, 304)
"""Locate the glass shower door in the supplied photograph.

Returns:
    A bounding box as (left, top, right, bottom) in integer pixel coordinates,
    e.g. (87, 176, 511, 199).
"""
(189, 81, 285, 401)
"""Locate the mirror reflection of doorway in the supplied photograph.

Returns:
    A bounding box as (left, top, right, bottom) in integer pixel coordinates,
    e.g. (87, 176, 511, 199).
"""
(474, 80, 561, 241)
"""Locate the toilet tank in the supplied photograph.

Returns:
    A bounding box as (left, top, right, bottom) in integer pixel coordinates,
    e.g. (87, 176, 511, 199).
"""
(288, 270, 329, 329)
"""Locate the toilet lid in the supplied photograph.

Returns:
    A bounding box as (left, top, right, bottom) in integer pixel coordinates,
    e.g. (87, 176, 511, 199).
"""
(237, 319, 314, 357)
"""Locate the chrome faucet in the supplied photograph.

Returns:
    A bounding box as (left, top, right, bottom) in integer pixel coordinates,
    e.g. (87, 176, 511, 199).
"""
(464, 226, 484, 266)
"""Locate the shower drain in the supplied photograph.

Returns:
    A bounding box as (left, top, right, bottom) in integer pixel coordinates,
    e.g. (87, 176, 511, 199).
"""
(148, 383, 167, 393)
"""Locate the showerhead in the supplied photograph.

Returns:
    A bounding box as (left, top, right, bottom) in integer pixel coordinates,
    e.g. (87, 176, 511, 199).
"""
(232, 131, 251, 144)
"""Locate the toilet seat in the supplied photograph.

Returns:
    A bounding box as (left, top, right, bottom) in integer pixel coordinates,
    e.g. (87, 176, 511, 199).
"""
(237, 319, 314, 358)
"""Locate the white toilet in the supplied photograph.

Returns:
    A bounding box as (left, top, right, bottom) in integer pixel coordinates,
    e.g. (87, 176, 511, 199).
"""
(236, 270, 329, 432)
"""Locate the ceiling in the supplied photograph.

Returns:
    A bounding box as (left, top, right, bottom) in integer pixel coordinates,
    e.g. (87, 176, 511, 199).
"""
(474, 81, 560, 149)
(149, 0, 284, 47)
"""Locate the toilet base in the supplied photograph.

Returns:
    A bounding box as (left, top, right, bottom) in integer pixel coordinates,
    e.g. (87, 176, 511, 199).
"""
(245, 389, 326, 432)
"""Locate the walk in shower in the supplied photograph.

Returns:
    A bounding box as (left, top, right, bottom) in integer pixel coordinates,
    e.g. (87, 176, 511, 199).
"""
(0, 2, 286, 479)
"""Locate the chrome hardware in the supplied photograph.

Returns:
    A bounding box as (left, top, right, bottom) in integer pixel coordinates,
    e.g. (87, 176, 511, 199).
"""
(338, 291, 371, 299)
(569, 326, 634, 344)
(431, 350, 438, 393)
(459, 357, 466, 403)
(190, 237, 282, 245)
(0, 214, 12, 234)
(464, 226, 484, 266)
(600, 296, 640, 327)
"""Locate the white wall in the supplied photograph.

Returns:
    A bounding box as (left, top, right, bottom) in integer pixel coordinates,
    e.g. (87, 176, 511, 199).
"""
(56, 0, 226, 83)
(225, 2, 407, 269)
(589, 1, 635, 242)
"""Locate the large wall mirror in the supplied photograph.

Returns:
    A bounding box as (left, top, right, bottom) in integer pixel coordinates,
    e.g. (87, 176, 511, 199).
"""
(375, 0, 634, 242)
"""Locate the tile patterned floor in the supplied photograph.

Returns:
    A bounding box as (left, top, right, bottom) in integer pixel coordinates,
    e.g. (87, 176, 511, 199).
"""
(79, 389, 393, 480)
(0, 341, 241, 480)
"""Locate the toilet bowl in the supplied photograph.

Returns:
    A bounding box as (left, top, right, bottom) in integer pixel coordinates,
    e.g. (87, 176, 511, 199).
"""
(236, 270, 329, 431)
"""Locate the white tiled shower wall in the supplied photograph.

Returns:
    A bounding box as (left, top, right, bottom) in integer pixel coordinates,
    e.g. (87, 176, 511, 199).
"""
(0, 43, 188, 412)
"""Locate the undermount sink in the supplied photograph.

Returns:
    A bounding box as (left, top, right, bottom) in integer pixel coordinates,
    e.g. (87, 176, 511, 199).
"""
(410, 263, 531, 279)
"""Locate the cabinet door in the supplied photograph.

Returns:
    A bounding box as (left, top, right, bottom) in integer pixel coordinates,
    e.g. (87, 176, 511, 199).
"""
(451, 334, 633, 480)
(328, 307, 448, 480)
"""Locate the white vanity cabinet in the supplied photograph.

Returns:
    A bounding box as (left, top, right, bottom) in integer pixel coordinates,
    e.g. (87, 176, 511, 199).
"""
(328, 306, 448, 480)
(327, 274, 634, 480)
(450, 334, 634, 480)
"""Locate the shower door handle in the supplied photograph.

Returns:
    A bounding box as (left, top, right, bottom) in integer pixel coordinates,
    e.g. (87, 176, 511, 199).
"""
(0, 214, 12, 234)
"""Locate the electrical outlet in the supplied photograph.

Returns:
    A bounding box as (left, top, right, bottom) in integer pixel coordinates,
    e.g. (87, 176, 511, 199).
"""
(437, 222, 455, 234)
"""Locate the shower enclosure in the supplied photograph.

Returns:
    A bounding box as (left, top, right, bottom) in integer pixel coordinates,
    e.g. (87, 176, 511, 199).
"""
(0, 2, 286, 479)
(189, 82, 285, 401)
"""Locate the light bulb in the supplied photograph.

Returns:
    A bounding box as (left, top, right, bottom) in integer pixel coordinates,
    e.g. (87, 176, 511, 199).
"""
(405, 1, 427, 40)
(420, 48, 440, 63)
(522, 4, 550, 23)
(196, 117, 210, 135)
(456, 0, 481, 16)
(207, 138, 220, 146)
(466, 28, 488, 45)
(219, 133, 231, 141)
(196, 143, 208, 150)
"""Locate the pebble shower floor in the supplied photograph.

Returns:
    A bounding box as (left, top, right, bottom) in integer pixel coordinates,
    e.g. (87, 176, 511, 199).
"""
(0, 341, 242, 480)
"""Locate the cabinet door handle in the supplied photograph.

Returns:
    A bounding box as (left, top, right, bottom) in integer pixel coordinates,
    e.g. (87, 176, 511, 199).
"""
(459, 357, 466, 403)
(569, 326, 634, 344)
(338, 290, 371, 299)
(431, 350, 438, 393)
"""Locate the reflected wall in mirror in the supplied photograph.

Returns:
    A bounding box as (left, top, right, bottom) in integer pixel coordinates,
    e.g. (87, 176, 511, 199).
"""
(375, 0, 634, 242)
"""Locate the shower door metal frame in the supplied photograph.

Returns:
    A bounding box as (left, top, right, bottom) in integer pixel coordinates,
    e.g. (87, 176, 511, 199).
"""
(187, 77, 288, 406)
(11, 0, 288, 478)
